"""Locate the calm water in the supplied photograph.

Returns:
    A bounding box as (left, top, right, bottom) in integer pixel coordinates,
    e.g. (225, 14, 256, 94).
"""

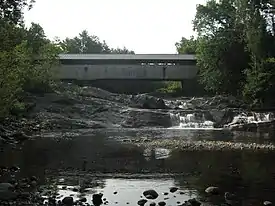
(1, 128, 275, 205)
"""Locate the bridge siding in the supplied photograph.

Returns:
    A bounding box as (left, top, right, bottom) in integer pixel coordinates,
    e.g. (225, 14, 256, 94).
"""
(53, 54, 197, 80)
(53, 64, 198, 80)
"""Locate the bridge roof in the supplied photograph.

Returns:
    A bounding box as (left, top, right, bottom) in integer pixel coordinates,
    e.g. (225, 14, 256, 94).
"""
(58, 54, 196, 61)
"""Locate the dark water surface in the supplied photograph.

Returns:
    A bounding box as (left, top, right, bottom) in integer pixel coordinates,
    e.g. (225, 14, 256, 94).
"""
(1, 128, 275, 205)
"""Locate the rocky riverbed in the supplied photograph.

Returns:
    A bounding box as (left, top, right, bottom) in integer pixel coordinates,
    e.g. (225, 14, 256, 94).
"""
(1, 83, 275, 205)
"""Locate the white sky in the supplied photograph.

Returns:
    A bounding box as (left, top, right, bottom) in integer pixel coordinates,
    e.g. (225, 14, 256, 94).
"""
(24, 0, 206, 54)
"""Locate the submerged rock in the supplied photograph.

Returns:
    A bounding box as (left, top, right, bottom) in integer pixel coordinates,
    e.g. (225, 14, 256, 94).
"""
(93, 193, 103, 206)
(158, 201, 166, 206)
(62, 196, 74, 205)
(79, 197, 87, 202)
(138, 199, 148, 206)
(143, 189, 159, 199)
(169, 187, 178, 193)
(62, 196, 73, 205)
(181, 198, 201, 206)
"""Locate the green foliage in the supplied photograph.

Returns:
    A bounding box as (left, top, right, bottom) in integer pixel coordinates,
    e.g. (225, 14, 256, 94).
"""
(111, 47, 135, 54)
(196, 32, 249, 95)
(242, 58, 275, 106)
(157, 82, 182, 93)
(59, 30, 134, 54)
(175, 36, 197, 54)
(0, 1, 59, 118)
(0, 0, 35, 24)
(176, 0, 275, 105)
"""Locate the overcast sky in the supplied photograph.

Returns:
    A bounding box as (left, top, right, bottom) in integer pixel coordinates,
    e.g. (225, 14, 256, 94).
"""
(24, 0, 206, 54)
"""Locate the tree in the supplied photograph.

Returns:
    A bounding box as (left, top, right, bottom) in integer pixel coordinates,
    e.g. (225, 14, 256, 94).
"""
(59, 30, 110, 54)
(111, 47, 135, 54)
(192, 0, 250, 95)
(176, 0, 275, 104)
(59, 30, 134, 54)
(237, 0, 275, 105)
(0, 0, 59, 117)
(175, 36, 197, 54)
(0, 0, 35, 24)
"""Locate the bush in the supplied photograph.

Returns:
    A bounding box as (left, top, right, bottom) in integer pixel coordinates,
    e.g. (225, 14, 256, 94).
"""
(0, 26, 59, 118)
(242, 58, 275, 107)
(157, 81, 182, 93)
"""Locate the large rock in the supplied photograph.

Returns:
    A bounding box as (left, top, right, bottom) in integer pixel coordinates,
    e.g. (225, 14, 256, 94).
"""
(207, 109, 235, 128)
(131, 94, 167, 109)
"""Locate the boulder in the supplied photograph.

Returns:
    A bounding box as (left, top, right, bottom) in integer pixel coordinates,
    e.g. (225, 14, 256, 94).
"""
(131, 94, 166, 109)
(208, 109, 235, 127)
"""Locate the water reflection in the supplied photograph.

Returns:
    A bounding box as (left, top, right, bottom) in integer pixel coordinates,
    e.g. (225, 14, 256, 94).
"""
(49, 178, 196, 205)
(1, 129, 275, 205)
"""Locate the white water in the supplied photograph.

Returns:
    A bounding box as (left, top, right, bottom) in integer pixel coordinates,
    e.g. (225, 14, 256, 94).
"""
(170, 111, 275, 129)
(169, 113, 215, 129)
(226, 112, 274, 127)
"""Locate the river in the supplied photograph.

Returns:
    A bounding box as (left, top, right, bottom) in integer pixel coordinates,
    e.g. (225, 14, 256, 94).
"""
(1, 84, 275, 206)
(1, 128, 275, 206)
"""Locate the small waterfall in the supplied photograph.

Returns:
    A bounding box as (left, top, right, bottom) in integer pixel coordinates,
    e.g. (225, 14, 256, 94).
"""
(170, 111, 275, 129)
(170, 112, 214, 129)
(226, 112, 274, 127)
(166, 97, 275, 129)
